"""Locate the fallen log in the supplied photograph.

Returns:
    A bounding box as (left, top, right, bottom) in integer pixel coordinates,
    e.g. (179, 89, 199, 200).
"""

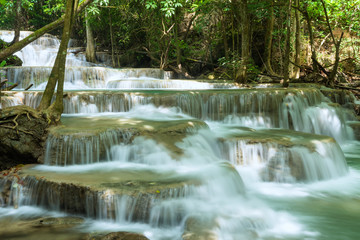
(4, 83, 18, 91)
(24, 84, 33, 91)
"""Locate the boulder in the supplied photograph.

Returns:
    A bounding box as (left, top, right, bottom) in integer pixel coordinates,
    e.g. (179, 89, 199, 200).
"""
(0, 106, 49, 170)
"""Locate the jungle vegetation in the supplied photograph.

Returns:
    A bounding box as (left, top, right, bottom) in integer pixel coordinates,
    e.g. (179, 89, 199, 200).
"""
(1, 0, 360, 88)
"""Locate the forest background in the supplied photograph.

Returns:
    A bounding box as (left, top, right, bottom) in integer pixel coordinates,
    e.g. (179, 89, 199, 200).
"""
(1, 0, 360, 87)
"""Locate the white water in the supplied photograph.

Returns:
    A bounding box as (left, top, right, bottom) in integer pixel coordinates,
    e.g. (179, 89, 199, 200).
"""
(1, 30, 238, 90)
(1, 31, 360, 240)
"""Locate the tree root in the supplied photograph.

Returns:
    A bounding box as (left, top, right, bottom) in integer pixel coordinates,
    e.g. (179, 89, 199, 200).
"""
(0, 107, 40, 135)
(0, 125, 34, 135)
(0, 113, 32, 135)
(0, 106, 40, 120)
(12, 114, 19, 130)
(0, 119, 14, 124)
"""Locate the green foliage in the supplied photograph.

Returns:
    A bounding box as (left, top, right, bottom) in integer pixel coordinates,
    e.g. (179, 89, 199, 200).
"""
(0, 0, 65, 32)
(144, 0, 189, 17)
(218, 55, 242, 74)
(86, 0, 109, 16)
(2, 0, 360, 78)
(43, 0, 65, 15)
(302, 0, 360, 35)
(218, 54, 260, 80)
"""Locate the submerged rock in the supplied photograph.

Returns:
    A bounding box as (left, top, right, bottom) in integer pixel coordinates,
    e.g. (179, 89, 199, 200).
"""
(349, 122, 360, 140)
(182, 216, 219, 240)
(87, 232, 149, 240)
(320, 88, 356, 107)
(32, 216, 85, 228)
(0, 215, 86, 240)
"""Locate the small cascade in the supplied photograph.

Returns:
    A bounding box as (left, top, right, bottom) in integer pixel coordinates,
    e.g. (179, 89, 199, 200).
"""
(0, 92, 23, 108)
(14, 88, 357, 142)
(106, 79, 238, 89)
(2, 67, 174, 90)
(0, 31, 173, 91)
(43, 110, 207, 165)
(44, 129, 133, 165)
(219, 128, 349, 182)
(1, 162, 246, 230)
(109, 137, 175, 165)
(16, 88, 322, 116)
(280, 93, 355, 144)
(290, 142, 348, 182)
(0, 31, 90, 67)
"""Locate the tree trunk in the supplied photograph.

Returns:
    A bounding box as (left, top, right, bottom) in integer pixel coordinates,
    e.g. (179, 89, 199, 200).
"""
(38, 0, 78, 120)
(320, 0, 343, 86)
(10, 0, 21, 45)
(0, 0, 93, 63)
(303, 5, 318, 72)
(183, 13, 196, 42)
(50, 0, 79, 119)
(109, 3, 116, 67)
(293, 0, 301, 78)
(174, 10, 182, 71)
(237, 0, 250, 83)
(221, 15, 229, 59)
(263, 0, 275, 75)
(283, 0, 292, 87)
(328, 35, 343, 86)
(85, 10, 96, 63)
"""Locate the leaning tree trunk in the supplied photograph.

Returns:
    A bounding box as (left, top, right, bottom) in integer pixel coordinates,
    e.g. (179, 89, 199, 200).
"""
(293, 0, 301, 78)
(175, 13, 182, 71)
(109, 3, 116, 67)
(221, 15, 229, 59)
(38, 0, 78, 121)
(303, 5, 318, 72)
(10, 0, 21, 45)
(236, 0, 250, 83)
(320, 0, 343, 87)
(0, 0, 93, 63)
(263, 0, 275, 75)
(283, 0, 292, 87)
(85, 10, 96, 63)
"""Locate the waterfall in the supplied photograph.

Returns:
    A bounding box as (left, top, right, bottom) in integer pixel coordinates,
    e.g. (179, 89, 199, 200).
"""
(44, 129, 134, 165)
(1, 30, 360, 240)
(13, 88, 356, 143)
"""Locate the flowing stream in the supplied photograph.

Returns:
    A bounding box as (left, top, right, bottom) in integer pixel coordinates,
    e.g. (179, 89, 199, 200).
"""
(1, 31, 360, 240)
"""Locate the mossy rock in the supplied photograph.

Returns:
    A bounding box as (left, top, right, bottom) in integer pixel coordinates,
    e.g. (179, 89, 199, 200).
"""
(0, 215, 86, 240)
(87, 232, 149, 240)
(0, 105, 49, 170)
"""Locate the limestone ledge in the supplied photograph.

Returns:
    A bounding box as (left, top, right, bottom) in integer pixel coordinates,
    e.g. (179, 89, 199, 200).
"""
(1, 164, 202, 222)
(220, 127, 339, 182)
(44, 116, 208, 165)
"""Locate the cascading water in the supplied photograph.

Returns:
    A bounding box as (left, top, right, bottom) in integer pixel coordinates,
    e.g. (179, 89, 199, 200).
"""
(1, 30, 360, 240)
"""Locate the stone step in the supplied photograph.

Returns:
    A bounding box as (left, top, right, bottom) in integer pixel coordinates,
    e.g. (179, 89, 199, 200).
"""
(44, 115, 208, 165)
(0, 161, 244, 226)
